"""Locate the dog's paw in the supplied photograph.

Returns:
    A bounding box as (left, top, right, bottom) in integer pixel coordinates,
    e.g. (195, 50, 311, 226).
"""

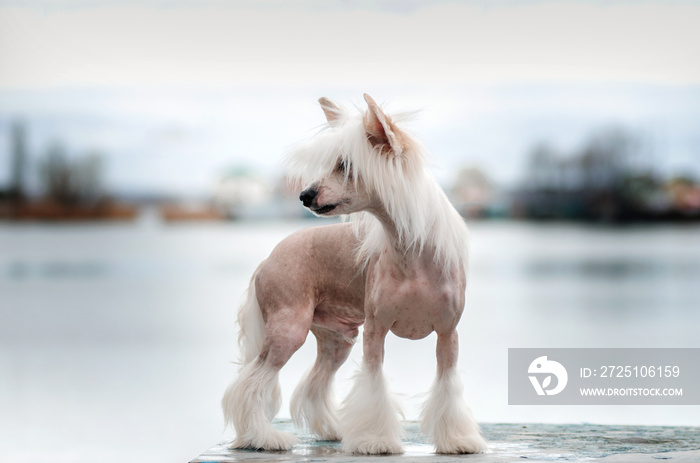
(344, 438, 404, 455)
(229, 430, 297, 451)
(435, 434, 488, 454)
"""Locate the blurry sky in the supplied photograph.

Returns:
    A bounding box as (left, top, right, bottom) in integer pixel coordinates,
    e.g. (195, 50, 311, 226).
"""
(1, 0, 699, 196)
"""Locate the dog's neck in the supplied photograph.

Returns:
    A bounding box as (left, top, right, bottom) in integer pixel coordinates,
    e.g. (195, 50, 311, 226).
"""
(368, 205, 430, 271)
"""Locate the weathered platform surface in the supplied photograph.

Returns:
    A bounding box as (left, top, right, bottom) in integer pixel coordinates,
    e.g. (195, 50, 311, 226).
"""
(190, 422, 700, 462)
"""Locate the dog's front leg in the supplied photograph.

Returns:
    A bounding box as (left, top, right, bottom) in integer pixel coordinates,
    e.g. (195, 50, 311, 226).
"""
(339, 322, 404, 454)
(420, 329, 488, 454)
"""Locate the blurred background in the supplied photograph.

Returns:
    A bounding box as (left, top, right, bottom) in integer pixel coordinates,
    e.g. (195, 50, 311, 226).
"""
(1, 1, 699, 462)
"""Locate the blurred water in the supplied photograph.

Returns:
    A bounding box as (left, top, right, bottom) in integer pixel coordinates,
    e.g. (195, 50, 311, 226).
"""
(1, 219, 699, 463)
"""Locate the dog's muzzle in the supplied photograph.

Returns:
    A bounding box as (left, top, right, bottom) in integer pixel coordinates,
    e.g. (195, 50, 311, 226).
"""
(299, 188, 318, 208)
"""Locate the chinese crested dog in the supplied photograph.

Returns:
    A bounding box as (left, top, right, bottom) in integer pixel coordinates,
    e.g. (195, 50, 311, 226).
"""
(221, 94, 487, 455)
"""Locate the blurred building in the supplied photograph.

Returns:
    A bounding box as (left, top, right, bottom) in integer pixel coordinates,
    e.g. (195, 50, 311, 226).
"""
(451, 166, 511, 219)
(667, 177, 700, 214)
(214, 169, 272, 217)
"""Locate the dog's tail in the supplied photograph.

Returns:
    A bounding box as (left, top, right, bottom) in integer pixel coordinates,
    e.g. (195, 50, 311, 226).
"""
(236, 263, 266, 368)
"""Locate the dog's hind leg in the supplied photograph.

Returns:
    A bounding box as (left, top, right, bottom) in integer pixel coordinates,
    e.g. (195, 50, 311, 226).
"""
(222, 306, 313, 451)
(290, 326, 354, 441)
(339, 323, 405, 455)
(420, 329, 488, 454)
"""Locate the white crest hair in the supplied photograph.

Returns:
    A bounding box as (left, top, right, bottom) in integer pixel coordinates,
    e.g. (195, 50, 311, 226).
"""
(287, 100, 469, 276)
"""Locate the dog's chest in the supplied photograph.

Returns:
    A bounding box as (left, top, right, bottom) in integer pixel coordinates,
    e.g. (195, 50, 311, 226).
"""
(366, 257, 464, 339)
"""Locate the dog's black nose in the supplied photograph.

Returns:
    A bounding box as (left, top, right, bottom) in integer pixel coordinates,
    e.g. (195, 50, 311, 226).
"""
(299, 188, 317, 207)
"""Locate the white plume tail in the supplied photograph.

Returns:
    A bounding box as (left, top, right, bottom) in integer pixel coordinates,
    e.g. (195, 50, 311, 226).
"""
(236, 266, 266, 368)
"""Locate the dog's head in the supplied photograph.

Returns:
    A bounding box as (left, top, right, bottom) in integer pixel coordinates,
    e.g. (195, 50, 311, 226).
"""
(290, 94, 416, 217)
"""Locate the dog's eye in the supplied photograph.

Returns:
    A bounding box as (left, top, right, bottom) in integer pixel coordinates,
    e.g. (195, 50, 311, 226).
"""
(336, 159, 353, 180)
(336, 159, 348, 173)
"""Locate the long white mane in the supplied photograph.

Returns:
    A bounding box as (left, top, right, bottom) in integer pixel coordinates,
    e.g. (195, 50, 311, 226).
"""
(287, 101, 469, 276)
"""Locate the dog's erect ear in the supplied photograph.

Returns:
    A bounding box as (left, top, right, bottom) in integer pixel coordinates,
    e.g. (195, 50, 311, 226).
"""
(363, 94, 403, 156)
(319, 97, 343, 127)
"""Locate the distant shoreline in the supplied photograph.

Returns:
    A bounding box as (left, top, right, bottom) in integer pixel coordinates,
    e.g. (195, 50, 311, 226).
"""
(0, 200, 138, 221)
